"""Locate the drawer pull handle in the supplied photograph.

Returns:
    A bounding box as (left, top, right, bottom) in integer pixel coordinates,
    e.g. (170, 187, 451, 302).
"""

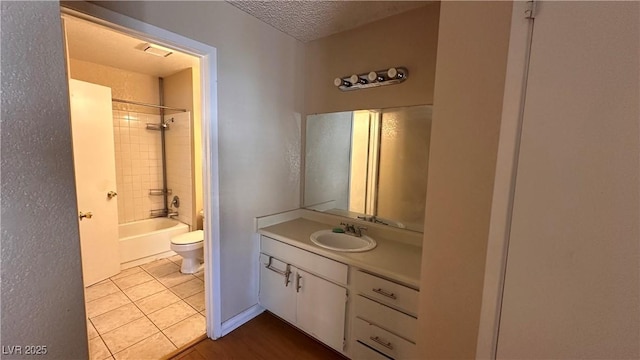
(265, 256, 291, 287)
(296, 273, 302, 293)
(369, 336, 394, 350)
(372, 288, 397, 300)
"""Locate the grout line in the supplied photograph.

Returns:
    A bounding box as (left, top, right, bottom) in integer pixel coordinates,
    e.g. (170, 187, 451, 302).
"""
(85, 279, 121, 304)
(86, 258, 205, 359)
(111, 330, 163, 359)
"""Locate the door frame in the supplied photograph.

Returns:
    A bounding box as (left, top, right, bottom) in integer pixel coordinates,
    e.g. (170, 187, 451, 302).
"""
(475, 1, 534, 358)
(61, 2, 223, 339)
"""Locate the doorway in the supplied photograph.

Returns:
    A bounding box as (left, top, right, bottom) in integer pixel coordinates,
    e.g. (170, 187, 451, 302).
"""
(61, 4, 221, 359)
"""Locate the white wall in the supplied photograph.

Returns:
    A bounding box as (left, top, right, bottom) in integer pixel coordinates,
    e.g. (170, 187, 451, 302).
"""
(0, 2, 89, 358)
(497, 2, 639, 358)
(92, 1, 305, 322)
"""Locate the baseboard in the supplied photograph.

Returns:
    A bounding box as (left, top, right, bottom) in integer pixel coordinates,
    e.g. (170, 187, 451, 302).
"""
(221, 304, 265, 336)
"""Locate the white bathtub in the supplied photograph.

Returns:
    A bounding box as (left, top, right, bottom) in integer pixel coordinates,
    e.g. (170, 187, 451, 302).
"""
(119, 218, 189, 268)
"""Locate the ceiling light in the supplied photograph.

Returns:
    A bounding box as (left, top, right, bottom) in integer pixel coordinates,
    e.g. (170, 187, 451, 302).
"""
(141, 43, 173, 57)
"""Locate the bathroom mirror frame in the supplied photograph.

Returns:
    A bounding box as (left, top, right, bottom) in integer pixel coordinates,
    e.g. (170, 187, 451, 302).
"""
(303, 104, 433, 233)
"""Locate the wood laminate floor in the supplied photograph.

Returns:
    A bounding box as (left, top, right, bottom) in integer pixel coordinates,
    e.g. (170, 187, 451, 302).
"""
(171, 312, 346, 360)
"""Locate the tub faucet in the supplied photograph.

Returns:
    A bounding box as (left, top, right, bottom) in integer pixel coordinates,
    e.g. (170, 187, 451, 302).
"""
(167, 211, 179, 219)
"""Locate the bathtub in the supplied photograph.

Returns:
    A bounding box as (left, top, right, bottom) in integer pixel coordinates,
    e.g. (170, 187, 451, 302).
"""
(119, 218, 189, 268)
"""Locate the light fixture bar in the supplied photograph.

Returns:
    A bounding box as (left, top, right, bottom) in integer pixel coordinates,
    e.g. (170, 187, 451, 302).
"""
(334, 67, 408, 92)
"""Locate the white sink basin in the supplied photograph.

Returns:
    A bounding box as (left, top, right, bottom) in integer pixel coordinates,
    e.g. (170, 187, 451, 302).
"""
(310, 230, 377, 252)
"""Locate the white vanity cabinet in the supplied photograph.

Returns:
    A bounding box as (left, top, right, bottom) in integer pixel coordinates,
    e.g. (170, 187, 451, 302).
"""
(258, 254, 296, 324)
(259, 236, 348, 353)
(350, 270, 419, 359)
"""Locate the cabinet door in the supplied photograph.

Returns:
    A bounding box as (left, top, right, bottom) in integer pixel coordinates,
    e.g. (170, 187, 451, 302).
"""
(258, 254, 296, 324)
(295, 268, 347, 352)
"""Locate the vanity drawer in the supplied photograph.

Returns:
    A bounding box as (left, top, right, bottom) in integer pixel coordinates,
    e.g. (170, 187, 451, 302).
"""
(351, 341, 391, 360)
(353, 317, 416, 359)
(353, 270, 419, 316)
(354, 295, 417, 342)
(261, 236, 348, 285)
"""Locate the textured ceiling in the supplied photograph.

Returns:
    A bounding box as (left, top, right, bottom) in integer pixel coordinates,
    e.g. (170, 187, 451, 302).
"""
(227, 1, 430, 42)
(64, 16, 197, 78)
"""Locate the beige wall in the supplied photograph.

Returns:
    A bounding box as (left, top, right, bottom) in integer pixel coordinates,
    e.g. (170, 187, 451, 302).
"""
(69, 58, 159, 109)
(164, 68, 202, 229)
(1, 2, 88, 357)
(305, 3, 440, 114)
(417, 2, 513, 358)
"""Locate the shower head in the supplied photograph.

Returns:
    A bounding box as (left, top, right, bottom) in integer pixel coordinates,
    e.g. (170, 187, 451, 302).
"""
(162, 117, 174, 128)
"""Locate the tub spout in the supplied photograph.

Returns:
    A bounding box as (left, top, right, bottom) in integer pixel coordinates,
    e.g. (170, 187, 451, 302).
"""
(167, 211, 179, 219)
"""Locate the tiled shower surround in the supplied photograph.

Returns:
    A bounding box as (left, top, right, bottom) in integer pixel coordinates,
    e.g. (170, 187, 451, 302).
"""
(113, 110, 165, 223)
(113, 109, 193, 228)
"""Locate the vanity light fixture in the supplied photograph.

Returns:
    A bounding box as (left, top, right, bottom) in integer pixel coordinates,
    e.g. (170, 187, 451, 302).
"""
(335, 67, 408, 91)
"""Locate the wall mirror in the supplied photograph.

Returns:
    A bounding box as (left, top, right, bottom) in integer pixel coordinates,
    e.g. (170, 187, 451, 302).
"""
(304, 104, 432, 233)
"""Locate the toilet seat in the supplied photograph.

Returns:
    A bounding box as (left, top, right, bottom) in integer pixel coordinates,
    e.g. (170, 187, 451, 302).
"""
(171, 230, 203, 245)
(171, 230, 203, 252)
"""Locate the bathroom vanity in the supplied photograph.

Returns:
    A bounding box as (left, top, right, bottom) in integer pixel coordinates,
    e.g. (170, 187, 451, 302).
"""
(256, 211, 422, 359)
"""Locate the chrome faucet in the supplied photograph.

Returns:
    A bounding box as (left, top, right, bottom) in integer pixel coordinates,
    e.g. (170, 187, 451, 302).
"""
(340, 222, 367, 237)
(168, 195, 180, 219)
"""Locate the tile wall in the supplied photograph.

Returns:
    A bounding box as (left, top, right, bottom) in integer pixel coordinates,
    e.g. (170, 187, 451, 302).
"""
(113, 110, 165, 223)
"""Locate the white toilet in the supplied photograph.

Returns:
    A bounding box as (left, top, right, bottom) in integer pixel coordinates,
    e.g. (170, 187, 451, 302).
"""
(170, 230, 204, 274)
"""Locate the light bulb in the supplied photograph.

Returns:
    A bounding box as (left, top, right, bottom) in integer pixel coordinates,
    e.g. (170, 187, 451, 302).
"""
(387, 67, 398, 79)
(334, 77, 351, 87)
(368, 71, 384, 82)
(349, 74, 367, 85)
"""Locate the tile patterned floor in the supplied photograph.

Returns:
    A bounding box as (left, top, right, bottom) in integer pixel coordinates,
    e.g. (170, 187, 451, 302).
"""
(85, 256, 206, 360)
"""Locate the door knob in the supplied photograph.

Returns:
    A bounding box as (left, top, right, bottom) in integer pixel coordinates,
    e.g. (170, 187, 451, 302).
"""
(79, 211, 93, 221)
(107, 191, 117, 199)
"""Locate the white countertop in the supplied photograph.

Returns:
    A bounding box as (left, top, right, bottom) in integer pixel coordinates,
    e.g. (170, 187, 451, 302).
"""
(259, 217, 422, 289)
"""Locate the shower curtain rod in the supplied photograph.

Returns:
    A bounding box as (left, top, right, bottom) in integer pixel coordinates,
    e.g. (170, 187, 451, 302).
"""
(112, 98, 187, 112)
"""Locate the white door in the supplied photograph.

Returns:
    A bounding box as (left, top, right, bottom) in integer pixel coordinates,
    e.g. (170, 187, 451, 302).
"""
(258, 254, 296, 324)
(295, 268, 347, 352)
(69, 79, 120, 286)
(497, 2, 639, 358)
